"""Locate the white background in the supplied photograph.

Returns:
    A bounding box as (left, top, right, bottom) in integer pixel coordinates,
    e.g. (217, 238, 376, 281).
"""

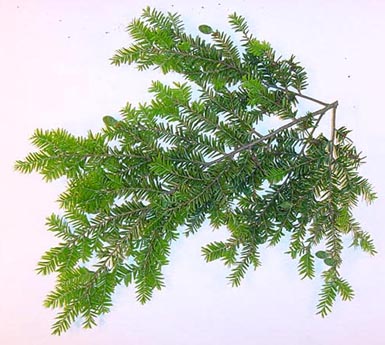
(1, 0, 384, 344)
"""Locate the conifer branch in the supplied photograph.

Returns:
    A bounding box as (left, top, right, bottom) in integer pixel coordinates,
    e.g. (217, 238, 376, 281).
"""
(205, 101, 338, 166)
(16, 8, 375, 333)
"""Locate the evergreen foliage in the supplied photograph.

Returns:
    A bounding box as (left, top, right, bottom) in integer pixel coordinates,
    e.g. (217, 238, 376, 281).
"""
(16, 7, 376, 334)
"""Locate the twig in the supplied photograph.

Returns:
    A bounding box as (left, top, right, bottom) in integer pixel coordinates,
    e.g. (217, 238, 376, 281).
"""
(269, 85, 329, 106)
(330, 106, 337, 159)
(204, 101, 338, 167)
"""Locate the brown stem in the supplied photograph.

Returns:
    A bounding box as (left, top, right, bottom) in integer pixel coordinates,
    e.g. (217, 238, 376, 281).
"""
(330, 106, 337, 159)
(265, 84, 328, 106)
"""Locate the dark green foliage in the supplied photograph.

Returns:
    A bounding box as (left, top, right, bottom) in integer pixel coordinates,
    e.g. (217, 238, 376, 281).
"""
(15, 7, 376, 334)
